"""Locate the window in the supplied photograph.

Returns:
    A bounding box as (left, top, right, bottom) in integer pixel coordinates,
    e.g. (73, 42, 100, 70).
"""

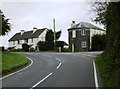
(81, 41, 87, 48)
(24, 39, 28, 43)
(19, 40, 22, 44)
(81, 29, 86, 35)
(18, 40, 20, 44)
(13, 41, 15, 45)
(72, 30, 76, 38)
(31, 38, 33, 43)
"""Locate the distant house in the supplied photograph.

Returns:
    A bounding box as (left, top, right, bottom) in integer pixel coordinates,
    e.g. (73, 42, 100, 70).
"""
(68, 21, 106, 52)
(9, 27, 48, 50)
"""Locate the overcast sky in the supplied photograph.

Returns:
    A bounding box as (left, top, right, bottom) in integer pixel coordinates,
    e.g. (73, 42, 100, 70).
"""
(0, 1, 104, 48)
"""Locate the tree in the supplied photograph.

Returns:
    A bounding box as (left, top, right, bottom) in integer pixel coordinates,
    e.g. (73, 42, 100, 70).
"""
(92, 2, 120, 87)
(45, 29, 54, 50)
(92, 34, 106, 51)
(0, 10, 11, 36)
(45, 29, 62, 50)
(56, 41, 68, 52)
(56, 30, 61, 40)
(22, 43, 29, 52)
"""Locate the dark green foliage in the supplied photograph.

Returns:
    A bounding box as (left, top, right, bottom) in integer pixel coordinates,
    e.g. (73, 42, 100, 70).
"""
(37, 41, 48, 51)
(56, 41, 67, 51)
(92, 34, 106, 51)
(56, 41, 65, 48)
(45, 29, 54, 50)
(8, 49, 25, 52)
(37, 29, 62, 51)
(29, 47, 35, 52)
(92, 2, 120, 88)
(0, 46, 4, 51)
(96, 52, 119, 87)
(22, 43, 29, 52)
(56, 30, 61, 40)
(0, 10, 11, 36)
(45, 29, 61, 42)
(45, 29, 61, 50)
(46, 29, 54, 43)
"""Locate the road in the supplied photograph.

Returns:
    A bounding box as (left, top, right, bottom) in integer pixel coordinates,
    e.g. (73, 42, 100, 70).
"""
(2, 52, 102, 89)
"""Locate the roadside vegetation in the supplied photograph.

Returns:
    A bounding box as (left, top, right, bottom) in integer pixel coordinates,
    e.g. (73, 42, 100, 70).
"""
(96, 53, 119, 87)
(2, 52, 28, 76)
(92, 2, 120, 88)
(91, 34, 106, 51)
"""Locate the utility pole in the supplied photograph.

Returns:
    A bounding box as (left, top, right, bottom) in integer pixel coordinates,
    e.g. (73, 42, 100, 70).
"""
(53, 19, 56, 50)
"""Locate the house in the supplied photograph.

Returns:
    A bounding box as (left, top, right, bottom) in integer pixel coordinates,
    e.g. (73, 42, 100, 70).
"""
(68, 21, 106, 52)
(9, 27, 48, 50)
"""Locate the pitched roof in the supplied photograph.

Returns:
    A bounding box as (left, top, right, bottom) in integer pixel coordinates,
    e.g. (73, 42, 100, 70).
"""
(68, 22, 105, 31)
(9, 28, 47, 41)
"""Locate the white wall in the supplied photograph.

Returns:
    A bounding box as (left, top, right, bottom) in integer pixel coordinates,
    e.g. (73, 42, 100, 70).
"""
(39, 28, 48, 41)
(9, 28, 48, 50)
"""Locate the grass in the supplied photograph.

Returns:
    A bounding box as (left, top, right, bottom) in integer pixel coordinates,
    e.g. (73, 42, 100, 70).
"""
(96, 53, 119, 88)
(1, 52, 28, 76)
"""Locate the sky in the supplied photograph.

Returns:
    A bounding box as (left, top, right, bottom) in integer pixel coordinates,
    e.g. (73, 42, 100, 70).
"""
(0, 0, 104, 48)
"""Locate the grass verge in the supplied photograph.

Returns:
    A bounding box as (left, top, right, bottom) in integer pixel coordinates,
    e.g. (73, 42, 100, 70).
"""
(96, 53, 119, 88)
(1, 52, 29, 76)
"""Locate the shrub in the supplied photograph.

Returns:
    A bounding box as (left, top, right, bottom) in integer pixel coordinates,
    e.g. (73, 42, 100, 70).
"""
(22, 43, 29, 52)
(29, 47, 35, 52)
(92, 34, 106, 51)
(37, 41, 48, 51)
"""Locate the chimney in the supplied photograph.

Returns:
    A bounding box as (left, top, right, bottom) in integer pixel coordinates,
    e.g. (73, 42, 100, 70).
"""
(33, 27, 37, 33)
(71, 21, 76, 27)
(21, 30, 25, 35)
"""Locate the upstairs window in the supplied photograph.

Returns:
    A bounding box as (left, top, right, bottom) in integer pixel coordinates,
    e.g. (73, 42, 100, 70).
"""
(81, 41, 87, 48)
(81, 29, 86, 35)
(72, 30, 76, 38)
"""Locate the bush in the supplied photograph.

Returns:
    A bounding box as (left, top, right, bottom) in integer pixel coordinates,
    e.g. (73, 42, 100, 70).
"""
(29, 47, 35, 52)
(37, 41, 48, 51)
(9, 49, 25, 52)
(22, 43, 29, 52)
(92, 34, 106, 51)
(56, 41, 67, 52)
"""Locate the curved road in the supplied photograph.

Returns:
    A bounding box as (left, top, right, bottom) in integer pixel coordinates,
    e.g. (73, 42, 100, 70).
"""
(2, 52, 102, 88)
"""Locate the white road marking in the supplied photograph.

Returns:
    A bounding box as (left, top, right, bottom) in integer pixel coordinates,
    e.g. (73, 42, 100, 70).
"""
(84, 54, 96, 57)
(56, 62, 62, 69)
(78, 54, 97, 57)
(56, 58, 61, 62)
(56, 58, 62, 69)
(30, 73, 53, 89)
(0, 57, 33, 80)
(93, 60, 99, 89)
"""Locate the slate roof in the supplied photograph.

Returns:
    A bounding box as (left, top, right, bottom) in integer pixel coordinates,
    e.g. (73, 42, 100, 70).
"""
(9, 28, 47, 41)
(68, 22, 105, 31)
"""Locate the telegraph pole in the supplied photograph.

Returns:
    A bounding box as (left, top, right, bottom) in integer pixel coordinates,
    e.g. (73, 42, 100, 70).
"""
(53, 19, 56, 50)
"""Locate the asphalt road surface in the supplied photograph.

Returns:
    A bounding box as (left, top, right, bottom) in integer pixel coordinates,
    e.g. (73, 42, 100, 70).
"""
(2, 52, 102, 89)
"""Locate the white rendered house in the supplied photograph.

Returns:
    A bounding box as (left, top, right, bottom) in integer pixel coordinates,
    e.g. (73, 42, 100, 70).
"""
(8, 27, 48, 50)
